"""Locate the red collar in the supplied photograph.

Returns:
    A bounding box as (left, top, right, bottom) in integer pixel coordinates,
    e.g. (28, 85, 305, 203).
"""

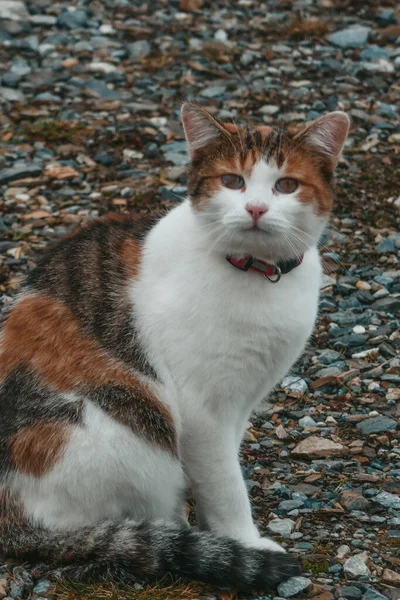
(226, 254, 303, 283)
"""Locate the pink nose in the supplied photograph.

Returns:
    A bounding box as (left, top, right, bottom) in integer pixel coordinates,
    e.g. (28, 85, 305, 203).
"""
(245, 204, 268, 221)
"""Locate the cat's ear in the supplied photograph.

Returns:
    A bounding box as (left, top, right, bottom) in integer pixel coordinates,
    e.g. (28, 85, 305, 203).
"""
(294, 111, 350, 169)
(181, 102, 231, 158)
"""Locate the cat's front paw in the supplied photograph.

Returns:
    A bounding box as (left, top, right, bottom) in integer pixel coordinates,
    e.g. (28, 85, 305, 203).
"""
(246, 536, 286, 553)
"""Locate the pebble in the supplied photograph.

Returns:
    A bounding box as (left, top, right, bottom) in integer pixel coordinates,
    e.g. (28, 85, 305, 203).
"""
(277, 577, 312, 598)
(281, 376, 308, 393)
(356, 416, 397, 435)
(292, 436, 346, 459)
(267, 518, 296, 538)
(298, 416, 317, 429)
(343, 553, 371, 578)
(372, 491, 400, 510)
(326, 26, 371, 49)
(128, 41, 151, 61)
(362, 590, 388, 600)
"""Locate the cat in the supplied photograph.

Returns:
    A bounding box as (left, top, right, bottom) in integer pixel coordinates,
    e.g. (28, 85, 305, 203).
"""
(0, 102, 349, 591)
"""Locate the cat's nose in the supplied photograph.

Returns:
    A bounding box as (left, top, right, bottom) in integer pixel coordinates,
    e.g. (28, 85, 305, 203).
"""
(245, 204, 268, 221)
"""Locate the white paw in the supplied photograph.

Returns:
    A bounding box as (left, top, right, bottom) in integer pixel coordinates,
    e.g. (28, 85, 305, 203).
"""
(246, 537, 286, 553)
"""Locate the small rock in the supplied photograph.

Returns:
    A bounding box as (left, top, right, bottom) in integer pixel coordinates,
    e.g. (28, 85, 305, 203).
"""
(201, 85, 227, 99)
(339, 491, 371, 512)
(57, 7, 89, 29)
(326, 26, 371, 48)
(362, 590, 388, 600)
(340, 586, 362, 599)
(0, 580, 8, 600)
(382, 568, 400, 587)
(353, 325, 366, 334)
(128, 41, 151, 61)
(336, 545, 351, 559)
(277, 577, 312, 598)
(299, 416, 317, 428)
(281, 376, 308, 393)
(0, 0, 28, 21)
(0, 165, 42, 185)
(343, 552, 370, 578)
(275, 424, 289, 440)
(32, 580, 52, 595)
(278, 499, 304, 513)
(356, 416, 397, 435)
(292, 436, 346, 459)
(267, 518, 296, 538)
(372, 491, 400, 509)
(259, 105, 279, 115)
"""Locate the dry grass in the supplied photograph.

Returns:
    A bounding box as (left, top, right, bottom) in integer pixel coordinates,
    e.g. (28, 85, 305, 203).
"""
(21, 120, 93, 144)
(283, 18, 331, 41)
(55, 579, 238, 600)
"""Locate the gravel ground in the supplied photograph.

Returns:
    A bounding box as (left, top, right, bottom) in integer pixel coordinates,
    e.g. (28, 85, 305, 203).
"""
(0, 0, 399, 599)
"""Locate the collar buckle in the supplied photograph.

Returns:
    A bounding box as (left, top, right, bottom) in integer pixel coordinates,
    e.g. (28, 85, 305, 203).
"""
(264, 265, 281, 284)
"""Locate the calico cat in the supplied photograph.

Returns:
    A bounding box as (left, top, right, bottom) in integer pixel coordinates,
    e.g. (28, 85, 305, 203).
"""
(0, 102, 349, 591)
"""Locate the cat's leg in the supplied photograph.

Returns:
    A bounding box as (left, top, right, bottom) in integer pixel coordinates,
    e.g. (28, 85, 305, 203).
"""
(181, 417, 284, 552)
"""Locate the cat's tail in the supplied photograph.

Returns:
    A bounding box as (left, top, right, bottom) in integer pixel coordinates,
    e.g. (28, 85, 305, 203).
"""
(1, 518, 301, 591)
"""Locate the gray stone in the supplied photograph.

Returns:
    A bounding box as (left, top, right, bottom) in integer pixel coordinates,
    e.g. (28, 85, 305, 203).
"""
(0, 87, 25, 102)
(362, 590, 388, 600)
(356, 416, 397, 435)
(343, 553, 371, 578)
(84, 80, 121, 99)
(318, 349, 344, 365)
(277, 577, 312, 598)
(360, 46, 390, 61)
(371, 297, 400, 313)
(200, 85, 227, 98)
(0, 0, 28, 20)
(0, 165, 42, 185)
(298, 416, 317, 428)
(326, 26, 371, 49)
(281, 376, 308, 393)
(372, 491, 400, 510)
(340, 586, 362, 599)
(241, 50, 255, 66)
(267, 518, 296, 538)
(278, 499, 304, 513)
(376, 239, 396, 252)
(315, 366, 342, 378)
(128, 40, 151, 61)
(29, 14, 56, 25)
(57, 7, 89, 29)
(32, 580, 52, 595)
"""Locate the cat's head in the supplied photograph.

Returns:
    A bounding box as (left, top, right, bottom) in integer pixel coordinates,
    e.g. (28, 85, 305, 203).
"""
(181, 102, 349, 261)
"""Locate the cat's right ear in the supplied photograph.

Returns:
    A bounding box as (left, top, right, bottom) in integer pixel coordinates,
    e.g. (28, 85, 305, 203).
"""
(181, 102, 229, 159)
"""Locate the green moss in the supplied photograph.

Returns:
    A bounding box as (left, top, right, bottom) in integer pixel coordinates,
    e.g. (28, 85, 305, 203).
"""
(21, 120, 92, 144)
(302, 559, 330, 574)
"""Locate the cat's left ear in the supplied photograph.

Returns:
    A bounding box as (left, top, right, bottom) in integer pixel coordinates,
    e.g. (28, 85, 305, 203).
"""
(181, 102, 231, 159)
(294, 112, 350, 169)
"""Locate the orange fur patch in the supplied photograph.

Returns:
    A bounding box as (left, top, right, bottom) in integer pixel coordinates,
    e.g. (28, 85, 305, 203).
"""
(283, 151, 333, 215)
(120, 239, 142, 278)
(9, 422, 70, 477)
(0, 295, 177, 454)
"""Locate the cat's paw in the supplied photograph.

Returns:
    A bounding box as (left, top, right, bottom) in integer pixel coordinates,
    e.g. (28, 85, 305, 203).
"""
(245, 536, 286, 553)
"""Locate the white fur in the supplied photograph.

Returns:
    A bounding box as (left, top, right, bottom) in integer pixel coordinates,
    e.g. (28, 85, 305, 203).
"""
(13, 158, 325, 553)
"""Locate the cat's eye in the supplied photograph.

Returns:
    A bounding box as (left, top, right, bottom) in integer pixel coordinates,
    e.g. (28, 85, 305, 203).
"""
(275, 178, 298, 194)
(221, 174, 245, 190)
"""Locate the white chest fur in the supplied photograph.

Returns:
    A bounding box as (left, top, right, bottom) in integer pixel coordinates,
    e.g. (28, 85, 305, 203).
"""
(132, 202, 321, 433)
